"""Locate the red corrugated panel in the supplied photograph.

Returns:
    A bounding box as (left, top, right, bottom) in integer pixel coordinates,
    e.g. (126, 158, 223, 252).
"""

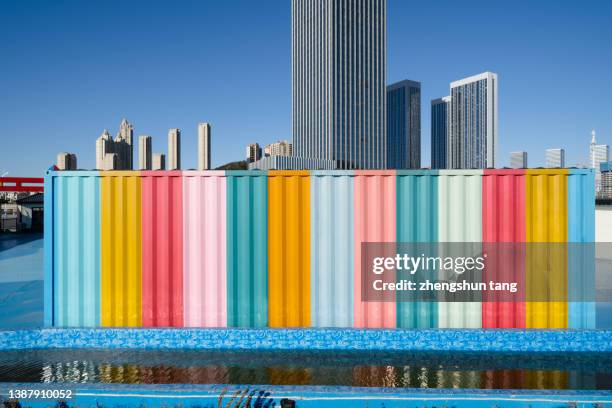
(141, 171, 183, 327)
(482, 169, 526, 329)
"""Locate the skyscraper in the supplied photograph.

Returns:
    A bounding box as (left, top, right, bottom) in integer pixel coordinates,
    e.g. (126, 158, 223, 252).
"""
(246, 143, 262, 163)
(509, 151, 528, 168)
(264, 140, 293, 157)
(431, 96, 450, 169)
(95, 119, 134, 170)
(198, 123, 211, 170)
(152, 153, 166, 171)
(292, 0, 387, 169)
(449, 72, 498, 169)
(546, 148, 565, 168)
(139, 135, 152, 170)
(387, 80, 421, 169)
(168, 128, 181, 170)
(590, 130, 610, 192)
(56, 152, 77, 170)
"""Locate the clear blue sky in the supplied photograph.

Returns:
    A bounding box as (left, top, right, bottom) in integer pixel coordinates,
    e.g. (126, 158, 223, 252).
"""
(1, 0, 611, 175)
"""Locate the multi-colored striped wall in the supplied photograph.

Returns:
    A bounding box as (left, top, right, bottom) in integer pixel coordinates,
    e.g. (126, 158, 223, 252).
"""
(44, 169, 595, 329)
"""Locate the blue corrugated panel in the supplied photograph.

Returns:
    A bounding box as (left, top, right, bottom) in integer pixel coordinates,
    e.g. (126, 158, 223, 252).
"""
(311, 170, 354, 327)
(396, 170, 438, 328)
(51, 171, 101, 327)
(43, 170, 54, 327)
(568, 169, 596, 329)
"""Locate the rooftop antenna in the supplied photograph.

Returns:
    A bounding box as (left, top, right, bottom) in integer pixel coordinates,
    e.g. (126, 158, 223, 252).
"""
(591, 129, 596, 144)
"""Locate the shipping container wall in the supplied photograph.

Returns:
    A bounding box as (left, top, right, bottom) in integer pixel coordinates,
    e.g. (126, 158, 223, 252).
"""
(141, 171, 183, 327)
(183, 171, 227, 327)
(438, 170, 483, 328)
(396, 170, 438, 328)
(48, 172, 101, 327)
(354, 171, 396, 328)
(482, 169, 526, 328)
(226, 172, 268, 327)
(101, 172, 142, 327)
(525, 170, 568, 329)
(310, 171, 354, 327)
(268, 171, 310, 327)
(567, 169, 596, 329)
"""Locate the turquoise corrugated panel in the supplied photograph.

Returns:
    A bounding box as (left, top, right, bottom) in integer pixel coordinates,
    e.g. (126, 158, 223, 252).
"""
(311, 170, 354, 327)
(396, 170, 438, 328)
(438, 170, 483, 328)
(53, 172, 100, 327)
(226, 171, 268, 327)
(568, 169, 596, 329)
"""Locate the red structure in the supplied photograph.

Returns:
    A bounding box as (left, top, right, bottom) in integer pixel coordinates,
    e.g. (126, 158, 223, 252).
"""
(0, 177, 44, 193)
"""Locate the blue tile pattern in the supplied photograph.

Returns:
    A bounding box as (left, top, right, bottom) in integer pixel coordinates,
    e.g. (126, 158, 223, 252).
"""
(0, 328, 611, 352)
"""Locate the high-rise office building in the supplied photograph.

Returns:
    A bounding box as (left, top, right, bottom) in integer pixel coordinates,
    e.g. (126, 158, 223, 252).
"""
(95, 119, 134, 170)
(264, 140, 293, 157)
(152, 153, 166, 171)
(590, 130, 609, 192)
(601, 162, 612, 199)
(387, 80, 421, 169)
(56, 152, 77, 170)
(139, 135, 152, 170)
(431, 96, 450, 169)
(292, 0, 387, 169)
(510, 151, 528, 169)
(246, 143, 262, 163)
(198, 123, 211, 170)
(449, 72, 498, 169)
(168, 128, 181, 170)
(546, 148, 565, 168)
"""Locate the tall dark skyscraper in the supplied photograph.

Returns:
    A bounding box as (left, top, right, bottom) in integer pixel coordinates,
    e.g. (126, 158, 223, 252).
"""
(387, 80, 421, 169)
(431, 96, 450, 169)
(292, 0, 387, 169)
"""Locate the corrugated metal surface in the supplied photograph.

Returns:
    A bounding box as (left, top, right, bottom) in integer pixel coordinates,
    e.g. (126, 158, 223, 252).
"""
(101, 171, 142, 327)
(268, 171, 311, 327)
(141, 171, 183, 327)
(438, 170, 482, 328)
(482, 169, 526, 328)
(48, 172, 101, 327)
(226, 171, 268, 327)
(567, 169, 595, 329)
(525, 169, 568, 329)
(183, 171, 227, 327)
(354, 171, 396, 328)
(310, 171, 354, 327)
(396, 170, 438, 328)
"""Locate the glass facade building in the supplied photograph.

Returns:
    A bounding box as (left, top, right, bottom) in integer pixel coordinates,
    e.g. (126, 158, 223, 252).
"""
(387, 80, 421, 169)
(431, 96, 450, 169)
(292, 0, 387, 169)
(449, 72, 498, 169)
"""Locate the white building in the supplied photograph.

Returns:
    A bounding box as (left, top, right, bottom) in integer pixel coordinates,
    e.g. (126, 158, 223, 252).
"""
(198, 123, 212, 170)
(168, 129, 181, 170)
(152, 153, 166, 171)
(138, 135, 152, 170)
(449, 72, 498, 169)
(56, 152, 77, 170)
(264, 140, 293, 157)
(509, 151, 528, 169)
(590, 130, 610, 192)
(546, 148, 565, 168)
(95, 119, 134, 170)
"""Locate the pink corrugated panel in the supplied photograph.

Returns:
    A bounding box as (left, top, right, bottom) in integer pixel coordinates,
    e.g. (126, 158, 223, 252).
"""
(183, 171, 227, 327)
(354, 170, 396, 328)
(482, 169, 526, 328)
(141, 171, 184, 327)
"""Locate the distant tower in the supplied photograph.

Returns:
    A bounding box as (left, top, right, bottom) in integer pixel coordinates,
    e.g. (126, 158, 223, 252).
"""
(431, 96, 451, 169)
(56, 152, 77, 170)
(116, 118, 134, 169)
(546, 148, 565, 168)
(152, 153, 166, 171)
(95, 119, 134, 170)
(139, 135, 152, 170)
(590, 129, 610, 192)
(387, 80, 421, 169)
(246, 143, 262, 163)
(264, 140, 293, 157)
(509, 151, 528, 169)
(198, 123, 211, 170)
(95, 129, 112, 170)
(168, 128, 181, 170)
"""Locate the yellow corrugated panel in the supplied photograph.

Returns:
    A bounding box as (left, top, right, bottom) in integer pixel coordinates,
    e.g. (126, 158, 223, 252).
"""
(101, 171, 142, 327)
(268, 171, 310, 327)
(525, 169, 568, 329)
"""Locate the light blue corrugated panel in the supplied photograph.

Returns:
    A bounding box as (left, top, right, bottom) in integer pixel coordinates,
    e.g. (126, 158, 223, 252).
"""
(310, 170, 354, 327)
(396, 170, 438, 328)
(568, 169, 596, 329)
(52, 172, 101, 327)
(438, 170, 483, 329)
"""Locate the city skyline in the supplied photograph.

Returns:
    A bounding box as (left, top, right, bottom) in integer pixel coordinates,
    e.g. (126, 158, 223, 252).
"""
(1, 1, 611, 175)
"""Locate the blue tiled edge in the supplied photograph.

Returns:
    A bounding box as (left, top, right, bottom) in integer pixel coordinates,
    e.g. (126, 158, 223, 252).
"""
(0, 329, 611, 352)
